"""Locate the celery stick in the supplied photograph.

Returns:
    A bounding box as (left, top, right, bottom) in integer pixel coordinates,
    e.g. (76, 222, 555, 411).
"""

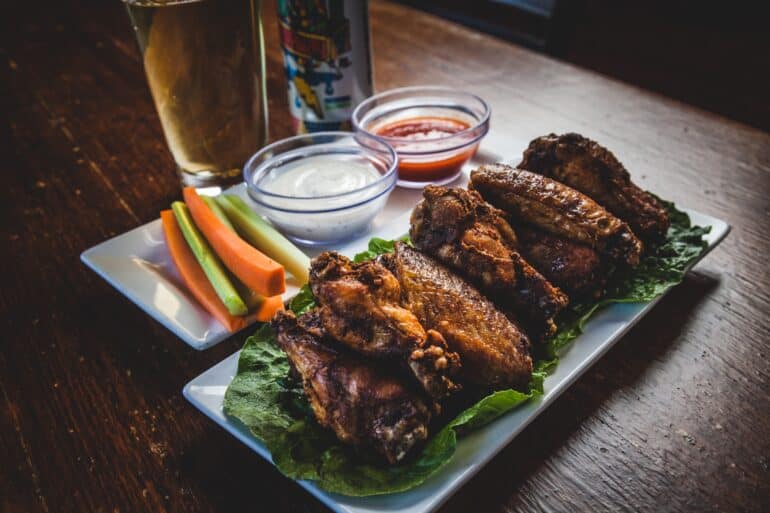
(200, 195, 262, 308)
(171, 201, 248, 316)
(216, 195, 310, 283)
(231, 273, 266, 310)
(201, 195, 235, 231)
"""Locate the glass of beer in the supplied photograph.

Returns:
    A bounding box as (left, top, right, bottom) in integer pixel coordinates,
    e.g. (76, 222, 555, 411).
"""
(124, 0, 268, 187)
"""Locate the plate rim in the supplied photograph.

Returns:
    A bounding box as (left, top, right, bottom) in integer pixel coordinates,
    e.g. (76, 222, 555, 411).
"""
(80, 218, 237, 350)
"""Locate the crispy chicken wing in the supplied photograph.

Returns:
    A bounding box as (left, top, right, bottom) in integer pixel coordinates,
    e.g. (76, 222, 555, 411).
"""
(520, 133, 670, 243)
(470, 164, 643, 266)
(381, 242, 533, 390)
(516, 224, 606, 298)
(409, 186, 567, 337)
(310, 252, 460, 401)
(272, 310, 432, 464)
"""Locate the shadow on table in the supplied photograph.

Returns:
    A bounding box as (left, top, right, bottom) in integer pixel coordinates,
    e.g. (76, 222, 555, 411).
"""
(436, 269, 722, 513)
(176, 422, 329, 512)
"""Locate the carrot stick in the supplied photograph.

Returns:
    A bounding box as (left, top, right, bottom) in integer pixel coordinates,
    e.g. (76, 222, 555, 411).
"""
(183, 187, 286, 297)
(171, 202, 248, 316)
(251, 294, 285, 322)
(161, 210, 248, 333)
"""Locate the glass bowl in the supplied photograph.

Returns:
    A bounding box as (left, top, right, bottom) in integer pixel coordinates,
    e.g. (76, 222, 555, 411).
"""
(243, 132, 398, 246)
(352, 86, 490, 188)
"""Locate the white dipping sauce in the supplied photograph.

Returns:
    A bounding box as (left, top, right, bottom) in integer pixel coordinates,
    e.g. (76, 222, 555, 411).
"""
(258, 154, 388, 244)
(262, 155, 381, 197)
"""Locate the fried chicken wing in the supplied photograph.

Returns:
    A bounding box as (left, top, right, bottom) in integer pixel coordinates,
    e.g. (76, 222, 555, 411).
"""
(272, 310, 432, 464)
(409, 186, 567, 337)
(381, 242, 533, 390)
(309, 252, 460, 401)
(470, 164, 643, 266)
(516, 224, 606, 298)
(520, 133, 670, 243)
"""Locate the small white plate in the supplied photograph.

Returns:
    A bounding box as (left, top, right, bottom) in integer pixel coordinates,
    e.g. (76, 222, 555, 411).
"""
(183, 208, 729, 513)
(80, 184, 424, 350)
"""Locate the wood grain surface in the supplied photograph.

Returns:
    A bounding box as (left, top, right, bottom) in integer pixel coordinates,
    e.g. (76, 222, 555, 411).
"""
(1, 1, 768, 512)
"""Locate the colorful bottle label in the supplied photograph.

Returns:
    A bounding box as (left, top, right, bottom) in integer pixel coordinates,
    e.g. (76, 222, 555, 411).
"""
(277, 0, 373, 133)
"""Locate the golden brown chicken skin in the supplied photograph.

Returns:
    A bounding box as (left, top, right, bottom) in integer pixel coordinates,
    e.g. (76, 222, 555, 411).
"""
(516, 224, 606, 298)
(272, 310, 432, 465)
(470, 164, 643, 267)
(520, 133, 670, 243)
(310, 252, 460, 401)
(409, 186, 567, 338)
(381, 243, 533, 391)
(410, 186, 520, 291)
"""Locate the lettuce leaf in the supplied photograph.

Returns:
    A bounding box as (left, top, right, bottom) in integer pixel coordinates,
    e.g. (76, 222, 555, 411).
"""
(287, 284, 315, 316)
(224, 324, 537, 496)
(353, 235, 411, 263)
(223, 200, 708, 496)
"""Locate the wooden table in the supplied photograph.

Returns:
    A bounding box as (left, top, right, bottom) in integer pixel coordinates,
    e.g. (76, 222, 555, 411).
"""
(2, 1, 769, 512)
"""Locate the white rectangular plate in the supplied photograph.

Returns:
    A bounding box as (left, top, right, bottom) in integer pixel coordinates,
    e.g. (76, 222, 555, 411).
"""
(183, 207, 729, 513)
(80, 184, 425, 350)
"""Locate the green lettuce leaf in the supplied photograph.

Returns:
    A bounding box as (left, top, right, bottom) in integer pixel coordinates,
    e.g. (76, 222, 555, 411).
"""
(223, 200, 709, 496)
(287, 284, 316, 315)
(353, 235, 411, 263)
(224, 324, 537, 496)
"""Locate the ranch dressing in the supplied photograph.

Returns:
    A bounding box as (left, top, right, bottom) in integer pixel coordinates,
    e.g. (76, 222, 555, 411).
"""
(262, 155, 381, 197)
(257, 154, 388, 244)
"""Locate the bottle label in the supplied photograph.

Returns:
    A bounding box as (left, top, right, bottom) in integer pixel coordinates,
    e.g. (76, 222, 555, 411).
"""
(277, 0, 372, 133)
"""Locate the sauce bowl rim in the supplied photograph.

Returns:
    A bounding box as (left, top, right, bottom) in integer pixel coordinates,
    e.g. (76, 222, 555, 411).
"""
(351, 86, 491, 156)
(243, 131, 399, 202)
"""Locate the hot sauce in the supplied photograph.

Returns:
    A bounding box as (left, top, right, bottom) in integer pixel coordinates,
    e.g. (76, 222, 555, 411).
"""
(375, 117, 470, 140)
(374, 116, 478, 183)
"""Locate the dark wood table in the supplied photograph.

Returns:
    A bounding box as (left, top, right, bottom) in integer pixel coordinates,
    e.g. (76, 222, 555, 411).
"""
(2, 1, 768, 512)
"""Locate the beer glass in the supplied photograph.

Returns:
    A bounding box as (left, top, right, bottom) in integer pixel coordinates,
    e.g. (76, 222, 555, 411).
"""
(124, 0, 268, 187)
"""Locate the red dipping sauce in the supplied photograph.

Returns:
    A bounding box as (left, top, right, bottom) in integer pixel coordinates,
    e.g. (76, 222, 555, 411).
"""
(373, 116, 478, 183)
(375, 116, 470, 140)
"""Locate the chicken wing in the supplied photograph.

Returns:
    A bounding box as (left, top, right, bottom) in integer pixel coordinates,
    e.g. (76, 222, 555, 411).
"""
(470, 164, 643, 266)
(272, 310, 432, 464)
(310, 252, 460, 401)
(520, 133, 670, 243)
(381, 242, 533, 390)
(516, 224, 606, 298)
(409, 186, 567, 337)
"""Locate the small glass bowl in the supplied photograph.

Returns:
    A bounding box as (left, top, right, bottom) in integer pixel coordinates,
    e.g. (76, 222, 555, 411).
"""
(352, 86, 490, 188)
(243, 132, 398, 246)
